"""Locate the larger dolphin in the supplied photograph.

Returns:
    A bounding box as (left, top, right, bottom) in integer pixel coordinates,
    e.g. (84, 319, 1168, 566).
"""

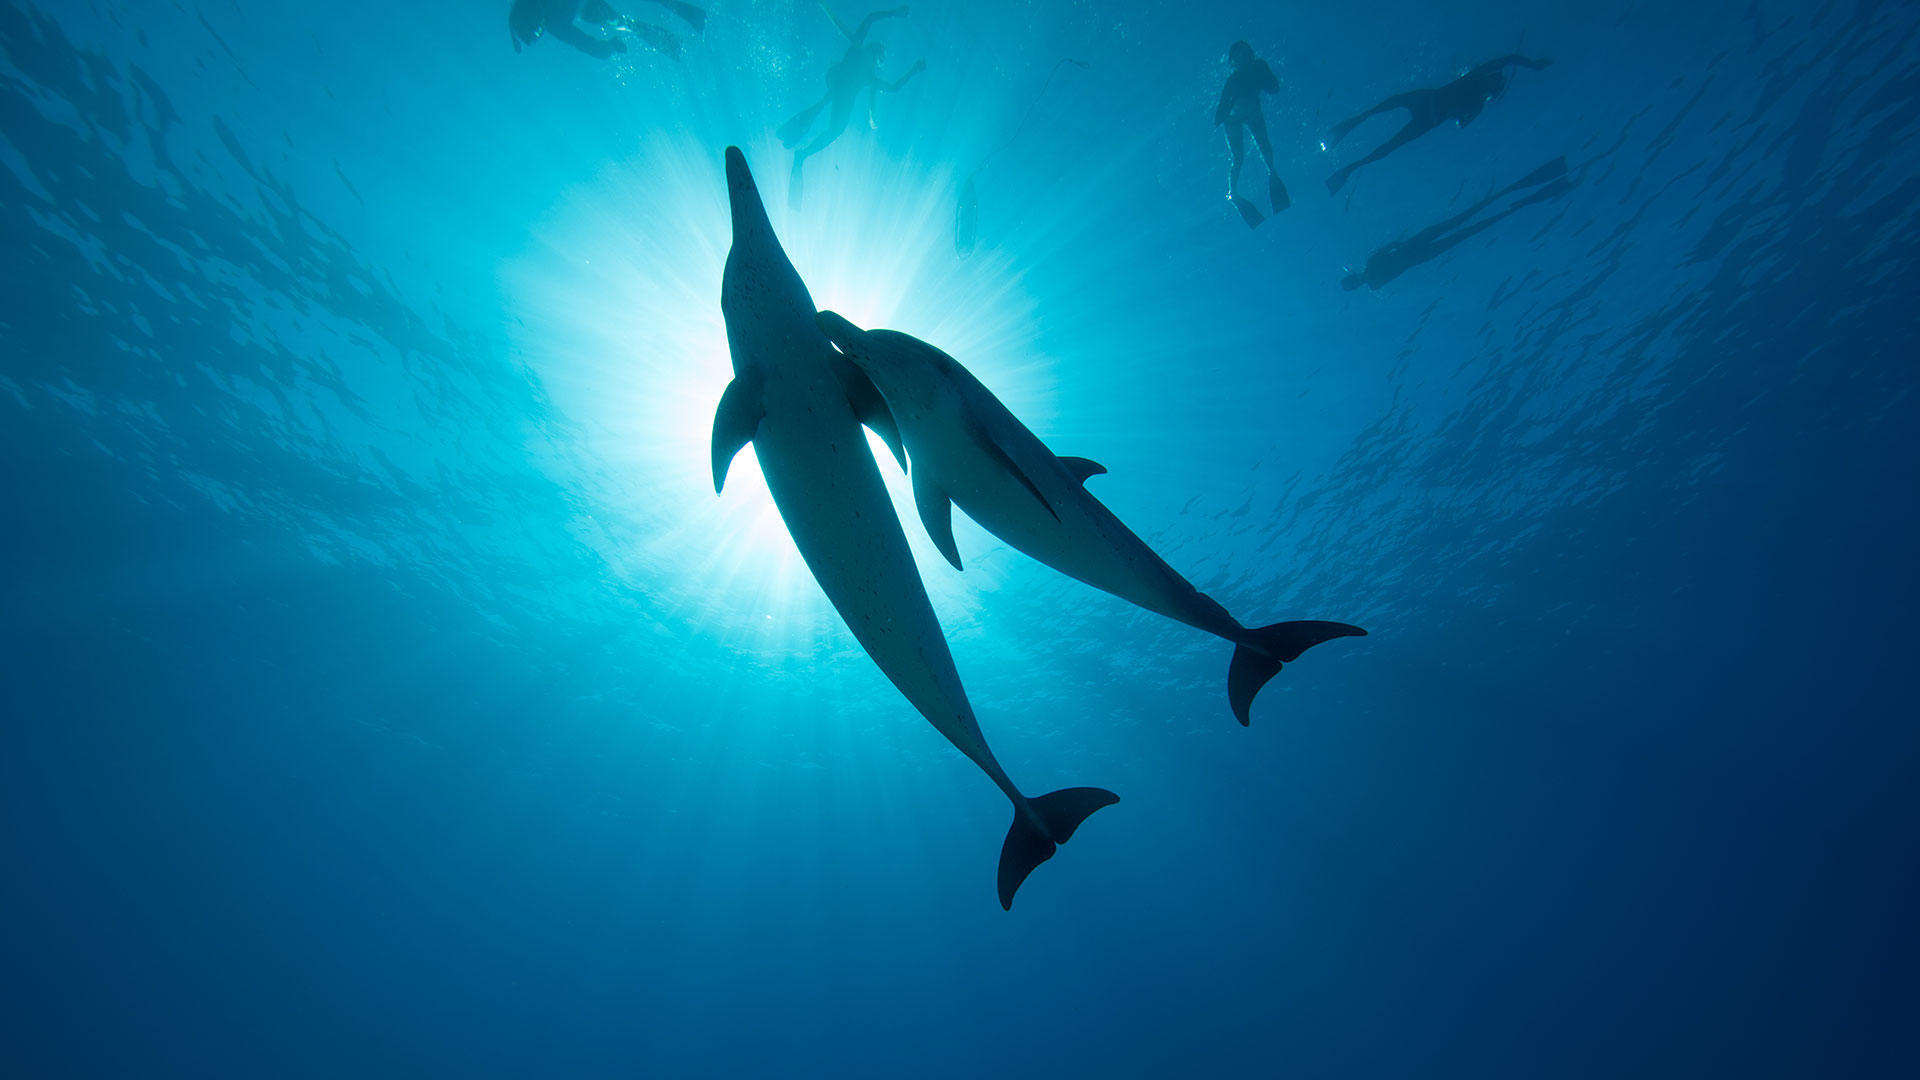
(710, 148, 1116, 909)
(814, 312, 1367, 725)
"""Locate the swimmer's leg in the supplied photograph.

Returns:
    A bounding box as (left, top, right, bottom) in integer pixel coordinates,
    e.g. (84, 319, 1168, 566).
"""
(796, 96, 857, 161)
(790, 98, 855, 211)
(546, 20, 623, 58)
(1327, 91, 1417, 146)
(1223, 121, 1264, 228)
(1224, 121, 1247, 197)
(1327, 113, 1436, 194)
(779, 96, 832, 148)
(1248, 111, 1289, 213)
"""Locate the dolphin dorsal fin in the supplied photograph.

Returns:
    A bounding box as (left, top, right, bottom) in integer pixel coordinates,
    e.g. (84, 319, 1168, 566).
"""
(912, 470, 964, 571)
(1058, 456, 1107, 485)
(711, 374, 765, 494)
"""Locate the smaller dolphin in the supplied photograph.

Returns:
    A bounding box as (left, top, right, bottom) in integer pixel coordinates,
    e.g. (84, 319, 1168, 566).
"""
(816, 312, 1366, 725)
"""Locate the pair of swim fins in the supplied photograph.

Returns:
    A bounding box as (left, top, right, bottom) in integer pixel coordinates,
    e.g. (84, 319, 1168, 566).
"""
(1234, 174, 1291, 229)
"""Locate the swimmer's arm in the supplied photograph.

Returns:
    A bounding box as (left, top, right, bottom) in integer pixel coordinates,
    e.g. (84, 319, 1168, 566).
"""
(1258, 59, 1278, 93)
(877, 58, 925, 92)
(818, 1, 857, 40)
(850, 5, 911, 44)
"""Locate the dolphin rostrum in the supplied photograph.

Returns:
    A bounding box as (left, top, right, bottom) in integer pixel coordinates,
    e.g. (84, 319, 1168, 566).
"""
(814, 312, 1367, 725)
(710, 148, 1116, 909)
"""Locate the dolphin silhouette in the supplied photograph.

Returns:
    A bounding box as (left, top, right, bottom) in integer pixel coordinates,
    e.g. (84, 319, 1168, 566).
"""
(710, 148, 1116, 909)
(815, 312, 1367, 725)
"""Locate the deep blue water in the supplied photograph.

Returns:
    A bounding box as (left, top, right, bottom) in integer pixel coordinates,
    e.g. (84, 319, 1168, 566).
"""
(4, 0, 1918, 1075)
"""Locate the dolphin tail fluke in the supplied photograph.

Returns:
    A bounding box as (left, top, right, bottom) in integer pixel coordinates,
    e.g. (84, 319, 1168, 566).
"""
(1227, 620, 1369, 726)
(997, 787, 1119, 910)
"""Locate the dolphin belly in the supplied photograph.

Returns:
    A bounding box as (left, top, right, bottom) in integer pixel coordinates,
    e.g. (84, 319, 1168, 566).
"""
(763, 411, 990, 751)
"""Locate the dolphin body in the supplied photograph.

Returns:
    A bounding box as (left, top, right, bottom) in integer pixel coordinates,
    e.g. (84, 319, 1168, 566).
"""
(710, 148, 1116, 909)
(814, 312, 1367, 725)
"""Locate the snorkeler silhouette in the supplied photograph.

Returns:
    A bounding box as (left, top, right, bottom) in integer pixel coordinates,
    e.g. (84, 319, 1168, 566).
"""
(1341, 157, 1570, 290)
(781, 3, 926, 209)
(507, 0, 705, 61)
(1215, 41, 1289, 229)
(1324, 54, 1552, 194)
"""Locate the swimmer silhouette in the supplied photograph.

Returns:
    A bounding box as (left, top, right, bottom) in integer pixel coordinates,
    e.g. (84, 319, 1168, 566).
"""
(1342, 157, 1569, 290)
(781, 3, 925, 210)
(1215, 41, 1289, 228)
(508, 0, 704, 61)
(510, 0, 706, 60)
(1325, 54, 1552, 194)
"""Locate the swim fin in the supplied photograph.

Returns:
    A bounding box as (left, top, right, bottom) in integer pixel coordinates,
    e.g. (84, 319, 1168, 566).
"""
(1233, 195, 1265, 229)
(1269, 174, 1291, 215)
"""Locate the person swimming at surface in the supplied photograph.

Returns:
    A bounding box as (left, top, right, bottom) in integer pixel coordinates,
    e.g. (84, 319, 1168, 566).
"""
(781, 3, 926, 209)
(1215, 40, 1290, 227)
(1324, 53, 1552, 194)
(507, 0, 704, 61)
(1341, 157, 1570, 290)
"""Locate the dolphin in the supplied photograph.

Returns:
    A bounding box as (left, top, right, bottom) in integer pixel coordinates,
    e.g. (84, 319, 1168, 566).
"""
(814, 311, 1367, 725)
(710, 147, 1117, 909)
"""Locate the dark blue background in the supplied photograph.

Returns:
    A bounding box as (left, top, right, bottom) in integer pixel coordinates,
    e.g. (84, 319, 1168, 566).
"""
(4, 0, 1917, 1075)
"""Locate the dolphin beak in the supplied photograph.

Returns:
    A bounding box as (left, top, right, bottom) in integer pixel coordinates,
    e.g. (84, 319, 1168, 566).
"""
(725, 146, 772, 240)
(815, 310, 870, 356)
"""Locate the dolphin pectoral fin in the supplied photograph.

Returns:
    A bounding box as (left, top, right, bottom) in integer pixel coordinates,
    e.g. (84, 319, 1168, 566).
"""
(711, 374, 765, 494)
(1227, 620, 1369, 726)
(970, 419, 1059, 521)
(913, 470, 964, 571)
(998, 787, 1119, 911)
(1058, 456, 1107, 485)
(842, 366, 909, 473)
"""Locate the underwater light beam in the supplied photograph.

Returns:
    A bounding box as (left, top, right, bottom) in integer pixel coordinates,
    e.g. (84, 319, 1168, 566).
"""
(504, 133, 1056, 632)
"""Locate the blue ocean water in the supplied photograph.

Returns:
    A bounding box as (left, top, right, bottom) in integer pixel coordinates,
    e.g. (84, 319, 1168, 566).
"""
(4, 0, 1918, 1075)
